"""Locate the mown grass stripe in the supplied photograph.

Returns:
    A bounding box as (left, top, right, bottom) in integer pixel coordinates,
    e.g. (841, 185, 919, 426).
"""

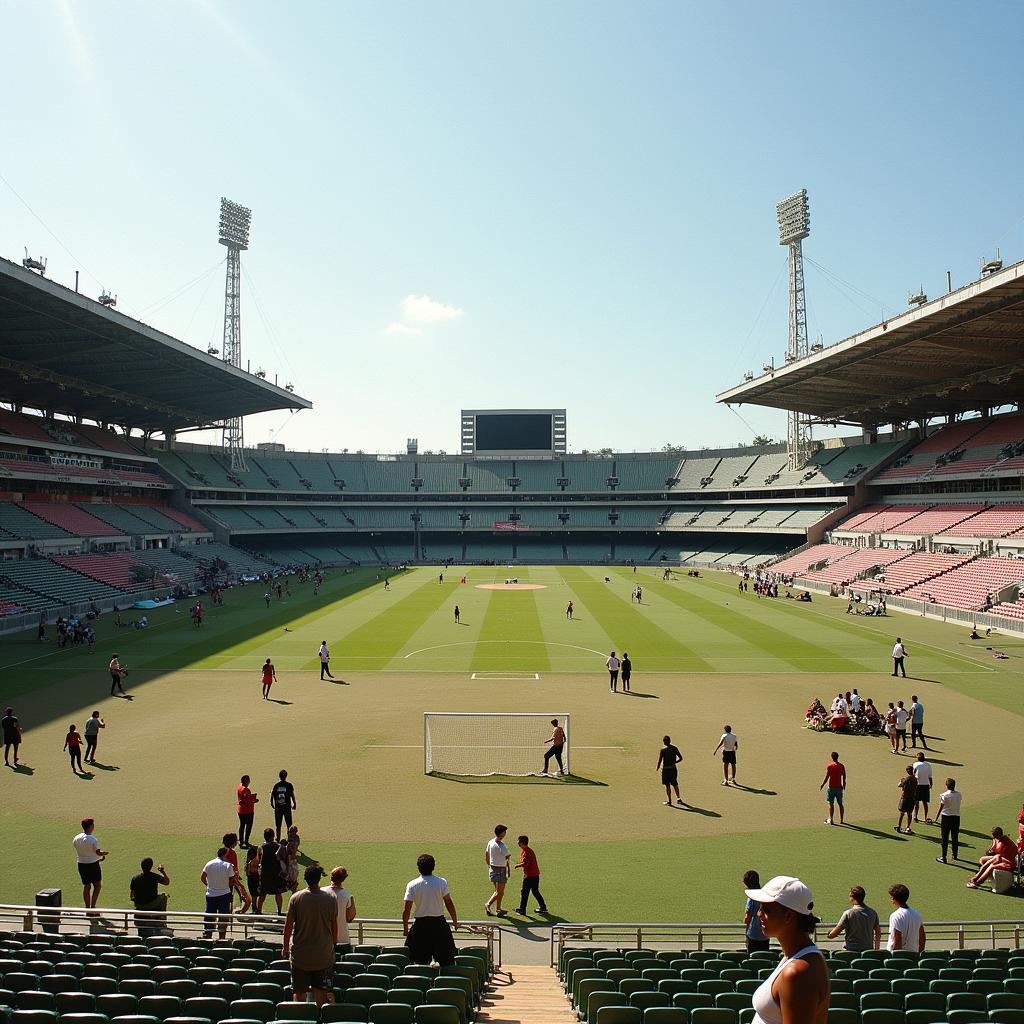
(474, 578, 552, 672)
(562, 566, 716, 672)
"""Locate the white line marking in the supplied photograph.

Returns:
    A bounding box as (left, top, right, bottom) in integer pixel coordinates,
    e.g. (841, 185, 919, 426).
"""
(366, 744, 625, 749)
(404, 640, 607, 659)
(470, 672, 540, 680)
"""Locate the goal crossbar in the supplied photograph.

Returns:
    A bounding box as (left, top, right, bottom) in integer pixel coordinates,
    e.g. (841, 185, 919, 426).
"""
(424, 712, 570, 777)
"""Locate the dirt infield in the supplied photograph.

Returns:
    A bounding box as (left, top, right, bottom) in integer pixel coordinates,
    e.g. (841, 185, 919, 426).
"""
(474, 582, 548, 590)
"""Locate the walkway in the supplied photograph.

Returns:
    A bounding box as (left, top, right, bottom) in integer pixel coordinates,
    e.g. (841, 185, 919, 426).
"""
(478, 964, 576, 1024)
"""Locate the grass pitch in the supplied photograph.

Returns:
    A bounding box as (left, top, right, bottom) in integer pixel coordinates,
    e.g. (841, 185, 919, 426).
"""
(0, 564, 1021, 928)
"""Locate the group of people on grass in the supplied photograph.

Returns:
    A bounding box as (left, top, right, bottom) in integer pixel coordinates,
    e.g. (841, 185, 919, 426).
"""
(805, 685, 925, 748)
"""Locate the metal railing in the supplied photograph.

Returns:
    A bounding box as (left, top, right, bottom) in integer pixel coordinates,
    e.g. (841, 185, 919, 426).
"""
(551, 919, 1024, 965)
(0, 904, 500, 965)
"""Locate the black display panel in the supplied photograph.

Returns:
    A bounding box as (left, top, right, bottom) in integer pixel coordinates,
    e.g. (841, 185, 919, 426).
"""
(476, 413, 552, 450)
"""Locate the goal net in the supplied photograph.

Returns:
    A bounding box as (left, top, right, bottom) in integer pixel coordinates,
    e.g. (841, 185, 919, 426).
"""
(424, 713, 570, 777)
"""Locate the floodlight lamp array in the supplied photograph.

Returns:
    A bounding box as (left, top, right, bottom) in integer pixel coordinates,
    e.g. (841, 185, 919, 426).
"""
(218, 197, 252, 249)
(776, 189, 809, 245)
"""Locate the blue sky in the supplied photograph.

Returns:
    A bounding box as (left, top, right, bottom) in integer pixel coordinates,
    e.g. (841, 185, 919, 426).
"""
(3, 1, 1023, 454)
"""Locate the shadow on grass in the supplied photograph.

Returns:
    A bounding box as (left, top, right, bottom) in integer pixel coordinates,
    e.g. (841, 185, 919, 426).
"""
(327, 679, 351, 686)
(11, 762, 34, 775)
(732, 784, 777, 796)
(840, 823, 908, 841)
(90, 761, 120, 772)
(75, 771, 95, 781)
(621, 690, 659, 699)
(923, 756, 964, 767)
(675, 802, 721, 818)
(267, 698, 293, 705)
(431, 772, 607, 787)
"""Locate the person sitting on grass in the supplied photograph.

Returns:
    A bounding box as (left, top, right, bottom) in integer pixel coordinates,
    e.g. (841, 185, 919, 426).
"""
(965, 827, 1018, 889)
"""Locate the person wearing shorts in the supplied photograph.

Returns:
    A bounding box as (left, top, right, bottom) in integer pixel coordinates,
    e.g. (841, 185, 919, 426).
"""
(73, 818, 108, 908)
(84, 712, 105, 764)
(283, 865, 337, 1008)
(658, 735, 683, 806)
(621, 653, 632, 693)
(820, 752, 846, 825)
(271, 770, 296, 840)
(912, 753, 933, 824)
(713, 724, 739, 786)
(542, 719, 566, 776)
(109, 654, 126, 696)
(484, 825, 510, 916)
(261, 659, 277, 700)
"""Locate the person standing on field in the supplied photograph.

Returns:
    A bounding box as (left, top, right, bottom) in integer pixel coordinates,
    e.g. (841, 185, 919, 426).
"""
(272, 770, 297, 840)
(912, 753, 933, 824)
(935, 778, 962, 864)
(64, 724, 84, 775)
(826, 885, 880, 951)
(109, 653, 126, 696)
(891, 637, 907, 677)
(621, 652, 632, 692)
(820, 751, 846, 826)
(606, 651, 620, 692)
(909, 695, 928, 749)
(542, 719, 566, 776)
(84, 711, 105, 764)
(237, 775, 258, 847)
(566, 600, 573, 620)
(658, 735, 683, 806)
(317, 641, 334, 680)
(261, 659, 278, 699)
(513, 835, 547, 915)
(3, 706, 22, 767)
(484, 824, 511, 916)
(454, 605, 460, 624)
(713, 724, 739, 786)
(895, 765, 918, 835)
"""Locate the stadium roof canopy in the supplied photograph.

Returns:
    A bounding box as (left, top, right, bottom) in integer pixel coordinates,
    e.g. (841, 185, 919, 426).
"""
(0, 257, 311, 431)
(717, 259, 1024, 426)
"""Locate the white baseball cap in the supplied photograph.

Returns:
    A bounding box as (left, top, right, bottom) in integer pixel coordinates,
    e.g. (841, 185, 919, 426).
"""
(744, 875, 815, 916)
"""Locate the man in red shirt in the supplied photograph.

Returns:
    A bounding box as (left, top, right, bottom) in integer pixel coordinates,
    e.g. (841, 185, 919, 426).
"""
(819, 751, 847, 826)
(512, 835, 547, 916)
(237, 775, 258, 848)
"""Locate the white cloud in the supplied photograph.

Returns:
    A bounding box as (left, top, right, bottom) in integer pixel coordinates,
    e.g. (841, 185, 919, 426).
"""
(384, 322, 422, 337)
(400, 294, 464, 324)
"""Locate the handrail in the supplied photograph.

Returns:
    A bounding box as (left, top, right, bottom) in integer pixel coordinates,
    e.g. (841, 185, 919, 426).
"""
(550, 919, 1024, 965)
(0, 904, 500, 966)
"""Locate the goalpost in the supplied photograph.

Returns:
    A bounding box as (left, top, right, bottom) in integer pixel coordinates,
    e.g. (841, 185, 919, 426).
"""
(424, 712, 570, 777)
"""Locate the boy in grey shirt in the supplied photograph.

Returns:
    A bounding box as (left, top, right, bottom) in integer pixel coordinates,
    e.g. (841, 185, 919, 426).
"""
(827, 885, 880, 950)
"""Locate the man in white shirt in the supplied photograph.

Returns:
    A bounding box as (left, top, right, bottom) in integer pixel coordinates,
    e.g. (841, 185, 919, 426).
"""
(912, 753, 933, 824)
(712, 724, 739, 787)
(201, 847, 235, 939)
(894, 701, 909, 752)
(484, 824, 511, 916)
(402, 853, 459, 966)
(886, 883, 925, 951)
(73, 817, 109, 908)
(606, 651, 621, 693)
(936, 778, 962, 864)
(326, 866, 357, 955)
(891, 638, 907, 678)
(831, 693, 848, 715)
(317, 641, 334, 680)
(850, 690, 861, 713)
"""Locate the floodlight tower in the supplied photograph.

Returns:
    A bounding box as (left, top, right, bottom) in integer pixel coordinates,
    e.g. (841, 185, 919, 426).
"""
(776, 189, 812, 470)
(218, 197, 252, 473)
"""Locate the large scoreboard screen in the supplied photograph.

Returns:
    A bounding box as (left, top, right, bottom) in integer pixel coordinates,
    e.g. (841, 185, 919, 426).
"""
(462, 409, 566, 454)
(476, 413, 552, 451)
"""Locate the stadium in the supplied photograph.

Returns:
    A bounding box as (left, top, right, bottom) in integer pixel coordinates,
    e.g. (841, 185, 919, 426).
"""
(2, 212, 1024, 1020)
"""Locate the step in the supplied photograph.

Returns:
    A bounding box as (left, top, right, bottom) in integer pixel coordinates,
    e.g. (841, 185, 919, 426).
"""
(478, 964, 576, 1024)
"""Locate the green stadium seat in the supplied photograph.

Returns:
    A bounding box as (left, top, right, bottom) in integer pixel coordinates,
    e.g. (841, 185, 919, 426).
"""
(412, 1009, 457, 1024)
(630, 994, 671, 1012)
(595, 1009, 641, 1024)
(119, 971, 152, 984)
(6, 978, 42, 995)
(343, 993, 387, 1015)
(930, 980, 963, 996)
(382, 992, 421, 1011)
(945, 1012, 988, 1024)
(904, 1011, 945, 1024)
(609, 971, 640, 986)
(16, 996, 55, 1012)
(860, 994, 902, 1011)
(320, 1007, 366, 1024)
(162, 1016, 214, 1024)
(422, 989, 465, 1024)
(620, 980, 655, 997)
(136, 999, 181, 1023)
(892, 979, 929, 997)
(657, 982, 693, 998)
(202, 988, 241, 1005)
(80, 984, 116, 1001)
(991, 997, 1024, 1012)
(906, 993, 945, 1012)
(828, 994, 856, 1012)
(695, 983, 730, 998)
(227, 1002, 276, 1023)
(990, 1013, 1024, 1024)
(585, 992, 625, 1023)
(949, 995, 989, 1013)
(673, 995, 714, 1012)
(55, 995, 95, 1016)
(57, 1014, 108, 1024)
(239, 989, 280, 1006)
(40, 979, 79, 997)
(689, 1010, 737, 1024)
(366, 1007, 412, 1024)
(714, 995, 748, 1012)
(182, 998, 230, 1023)
(826, 1010, 858, 1024)
(391, 982, 428, 997)
(117, 987, 155, 1002)
(860, 1009, 904, 1024)
(968, 982, 1002, 996)
(272, 1005, 317, 1022)
(10, 1012, 58, 1024)
(640, 1010, 688, 1024)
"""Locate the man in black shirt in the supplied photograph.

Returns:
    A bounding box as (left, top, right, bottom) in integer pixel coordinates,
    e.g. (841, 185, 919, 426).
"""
(657, 735, 683, 807)
(272, 770, 297, 840)
(2, 707, 21, 767)
(130, 857, 170, 935)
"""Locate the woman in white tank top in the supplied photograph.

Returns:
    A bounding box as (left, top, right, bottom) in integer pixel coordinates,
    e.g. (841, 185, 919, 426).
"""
(743, 875, 831, 1024)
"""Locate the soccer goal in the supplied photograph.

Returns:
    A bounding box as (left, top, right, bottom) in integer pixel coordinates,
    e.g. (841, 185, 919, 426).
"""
(424, 712, 570, 777)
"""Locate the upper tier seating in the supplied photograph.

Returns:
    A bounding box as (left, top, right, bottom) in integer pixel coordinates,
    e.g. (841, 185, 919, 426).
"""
(886, 504, 986, 535)
(852, 551, 973, 595)
(613, 457, 682, 489)
(78, 504, 166, 535)
(901, 556, 1024, 610)
(0, 408, 52, 441)
(800, 547, 910, 586)
(836, 505, 930, 533)
(21, 502, 126, 538)
(191, 542, 271, 576)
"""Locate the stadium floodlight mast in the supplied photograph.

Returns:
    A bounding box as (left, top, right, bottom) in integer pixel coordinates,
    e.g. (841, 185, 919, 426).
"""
(218, 197, 252, 473)
(776, 189, 813, 470)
